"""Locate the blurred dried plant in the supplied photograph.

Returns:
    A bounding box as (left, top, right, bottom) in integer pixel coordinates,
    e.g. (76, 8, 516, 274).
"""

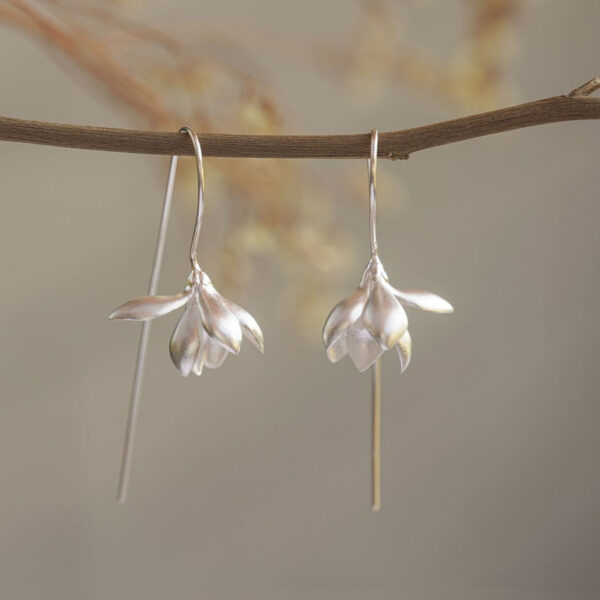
(0, 0, 525, 330)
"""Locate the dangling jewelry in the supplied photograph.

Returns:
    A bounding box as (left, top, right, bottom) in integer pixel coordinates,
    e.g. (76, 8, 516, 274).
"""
(322, 128, 453, 511)
(109, 126, 264, 503)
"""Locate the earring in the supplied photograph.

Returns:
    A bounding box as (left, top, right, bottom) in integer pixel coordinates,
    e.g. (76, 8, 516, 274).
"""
(109, 126, 264, 503)
(322, 129, 453, 511)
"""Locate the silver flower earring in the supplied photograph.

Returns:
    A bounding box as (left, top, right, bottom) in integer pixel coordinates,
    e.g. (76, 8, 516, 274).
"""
(322, 129, 453, 511)
(109, 127, 264, 503)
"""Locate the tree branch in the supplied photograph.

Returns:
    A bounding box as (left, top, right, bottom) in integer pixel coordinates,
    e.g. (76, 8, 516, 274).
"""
(1, 79, 599, 159)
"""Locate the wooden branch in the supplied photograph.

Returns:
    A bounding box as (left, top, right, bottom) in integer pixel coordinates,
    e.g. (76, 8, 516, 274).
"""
(1, 78, 600, 159)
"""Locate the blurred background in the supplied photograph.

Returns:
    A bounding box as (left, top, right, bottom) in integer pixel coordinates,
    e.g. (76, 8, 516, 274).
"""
(1, 1, 599, 599)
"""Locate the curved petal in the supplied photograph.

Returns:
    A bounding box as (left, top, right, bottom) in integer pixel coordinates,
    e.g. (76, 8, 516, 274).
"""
(204, 338, 229, 369)
(222, 299, 264, 353)
(169, 298, 203, 377)
(192, 331, 208, 376)
(109, 290, 191, 321)
(347, 322, 385, 372)
(197, 284, 243, 354)
(396, 330, 412, 373)
(387, 285, 454, 314)
(322, 285, 369, 348)
(326, 333, 348, 363)
(362, 279, 408, 349)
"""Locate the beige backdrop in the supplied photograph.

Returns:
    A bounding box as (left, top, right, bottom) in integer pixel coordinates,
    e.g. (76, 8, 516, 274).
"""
(1, 2, 599, 599)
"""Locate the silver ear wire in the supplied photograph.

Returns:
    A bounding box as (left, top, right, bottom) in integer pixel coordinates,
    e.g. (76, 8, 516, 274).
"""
(322, 128, 454, 511)
(116, 154, 179, 504)
(110, 127, 264, 503)
(368, 127, 378, 257)
(368, 128, 382, 511)
(179, 126, 205, 272)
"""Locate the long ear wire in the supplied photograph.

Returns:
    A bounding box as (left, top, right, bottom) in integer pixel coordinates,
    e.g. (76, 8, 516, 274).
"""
(321, 128, 453, 512)
(111, 127, 264, 502)
(368, 128, 382, 511)
(116, 153, 180, 504)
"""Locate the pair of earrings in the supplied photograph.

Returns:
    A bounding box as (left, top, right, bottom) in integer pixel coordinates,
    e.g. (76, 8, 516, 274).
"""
(109, 127, 453, 509)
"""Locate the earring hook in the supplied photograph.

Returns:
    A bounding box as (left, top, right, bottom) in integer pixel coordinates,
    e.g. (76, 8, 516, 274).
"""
(179, 126, 205, 272)
(368, 128, 378, 256)
(117, 153, 179, 503)
(117, 125, 203, 503)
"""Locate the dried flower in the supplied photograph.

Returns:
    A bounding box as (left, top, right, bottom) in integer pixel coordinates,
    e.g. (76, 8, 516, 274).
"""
(323, 254, 453, 372)
(109, 269, 263, 376)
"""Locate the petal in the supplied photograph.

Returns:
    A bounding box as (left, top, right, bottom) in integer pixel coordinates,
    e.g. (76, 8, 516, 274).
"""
(322, 285, 369, 348)
(222, 299, 264, 353)
(192, 332, 208, 376)
(169, 298, 203, 377)
(197, 284, 243, 354)
(396, 330, 412, 373)
(347, 322, 385, 372)
(204, 338, 229, 369)
(326, 333, 348, 363)
(389, 286, 454, 314)
(362, 279, 408, 349)
(108, 290, 191, 321)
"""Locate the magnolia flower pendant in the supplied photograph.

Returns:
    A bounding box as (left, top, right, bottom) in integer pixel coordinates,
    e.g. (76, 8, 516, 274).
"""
(323, 129, 453, 511)
(109, 127, 263, 503)
(109, 269, 263, 376)
(324, 254, 452, 373)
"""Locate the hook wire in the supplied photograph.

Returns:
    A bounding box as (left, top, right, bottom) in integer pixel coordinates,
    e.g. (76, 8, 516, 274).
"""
(117, 154, 179, 503)
(117, 127, 206, 502)
(368, 128, 381, 511)
(368, 128, 378, 256)
(179, 126, 205, 272)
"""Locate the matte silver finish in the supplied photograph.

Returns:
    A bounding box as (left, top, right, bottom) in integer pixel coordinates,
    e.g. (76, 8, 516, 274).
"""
(109, 290, 192, 321)
(110, 127, 263, 503)
(322, 285, 368, 348)
(396, 330, 412, 373)
(386, 285, 454, 314)
(115, 154, 179, 504)
(223, 298, 265, 353)
(169, 297, 204, 377)
(197, 279, 243, 354)
(321, 128, 454, 510)
(362, 278, 408, 349)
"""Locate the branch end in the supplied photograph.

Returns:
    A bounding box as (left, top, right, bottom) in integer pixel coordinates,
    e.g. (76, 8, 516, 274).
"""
(568, 77, 600, 98)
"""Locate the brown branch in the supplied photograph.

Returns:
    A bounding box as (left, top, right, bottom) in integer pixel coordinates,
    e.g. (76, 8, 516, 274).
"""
(1, 80, 600, 159)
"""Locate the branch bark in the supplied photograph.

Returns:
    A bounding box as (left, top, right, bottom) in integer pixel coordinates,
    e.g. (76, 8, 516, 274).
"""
(1, 79, 599, 159)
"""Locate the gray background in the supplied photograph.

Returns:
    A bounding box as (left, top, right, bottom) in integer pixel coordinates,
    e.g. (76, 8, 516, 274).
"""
(1, 2, 599, 599)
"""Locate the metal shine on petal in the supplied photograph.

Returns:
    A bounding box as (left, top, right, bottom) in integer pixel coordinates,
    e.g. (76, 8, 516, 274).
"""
(362, 278, 408, 349)
(322, 285, 369, 348)
(222, 298, 264, 353)
(396, 330, 412, 373)
(388, 285, 454, 314)
(108, 290, 192, 321)
(326, 333, 348, 363)
(197, 284, 243, 354)
(347, 322, 385, 372)
(204, 338, 229, 369)
(169, 297, 203, 377)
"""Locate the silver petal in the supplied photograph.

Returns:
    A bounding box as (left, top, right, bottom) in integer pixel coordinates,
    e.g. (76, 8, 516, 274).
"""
(192, 332, 207, 376)
(326, 333, 348, 363)
(322, 285, 369, 348)
(396, 330, 412, 373)
(388, 285, 454, 314)
(347, 322, 385, 372)
(204, 337, 229, 369)
(169, 298, 203, 377)
(222, 299, 264, 353)
(197, 284, 243, 354)
(109, 290, 191, 321)
(362, 278, 408, 349)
